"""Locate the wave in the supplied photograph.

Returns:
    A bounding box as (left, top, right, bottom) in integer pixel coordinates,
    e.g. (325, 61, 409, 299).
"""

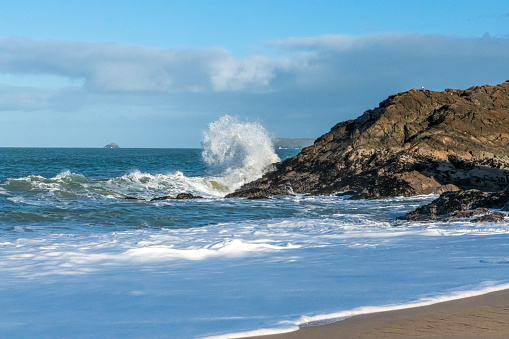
(1, 116, 281, 201)
(1, 170, 226, 201)
(205, 282, 509, 339)
(293, 281, 509, 326)
(1, 167, 274, 202)
(2, 171, 114, 201)
(0, 228, 300, 277)
(201, 115, 280, 194)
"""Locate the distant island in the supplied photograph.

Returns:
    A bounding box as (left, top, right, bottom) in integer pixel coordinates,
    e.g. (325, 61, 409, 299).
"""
(272, 138, 315, 149)
(104, 142, 120, 148)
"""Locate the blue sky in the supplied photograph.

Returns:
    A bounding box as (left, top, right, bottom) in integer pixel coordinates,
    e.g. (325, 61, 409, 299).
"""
(0, 1, 508, 147)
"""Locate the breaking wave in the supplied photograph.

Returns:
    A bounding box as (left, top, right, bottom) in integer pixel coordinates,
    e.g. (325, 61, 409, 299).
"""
(201, 115, 280, 194)
(1, 116, 281, 200)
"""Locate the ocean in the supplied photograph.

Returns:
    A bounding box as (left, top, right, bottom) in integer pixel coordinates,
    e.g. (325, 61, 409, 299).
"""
(1, 117, 509, 338)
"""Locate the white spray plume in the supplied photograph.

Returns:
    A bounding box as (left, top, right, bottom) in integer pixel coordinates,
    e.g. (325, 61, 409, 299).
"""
(201, 115, 280, 194)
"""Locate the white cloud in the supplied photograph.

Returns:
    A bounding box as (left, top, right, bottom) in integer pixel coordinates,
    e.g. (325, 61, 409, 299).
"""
(0, 39, 289, 94)
(210, 55, 297, 92)
(1, 34, 507, 99)
(0, 34, 508, 146)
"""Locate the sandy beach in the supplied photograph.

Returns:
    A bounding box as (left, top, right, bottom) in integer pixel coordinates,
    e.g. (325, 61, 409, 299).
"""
(247, 288, 509, 339)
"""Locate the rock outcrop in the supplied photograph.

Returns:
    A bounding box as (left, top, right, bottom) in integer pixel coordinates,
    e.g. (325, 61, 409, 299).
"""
(227, 81, 509, 199)
(398, 189, 509, 222)
(124, 193, 203, 201)
(151, 193, 203, 201)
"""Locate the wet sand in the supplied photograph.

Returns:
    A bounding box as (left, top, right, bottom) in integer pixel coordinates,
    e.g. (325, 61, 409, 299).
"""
(247, 288, 509, 338)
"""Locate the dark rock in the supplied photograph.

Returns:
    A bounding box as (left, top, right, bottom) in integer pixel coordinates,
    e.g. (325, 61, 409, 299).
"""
(227, 82, 509, 199)
(150, 196, 173, 201)
(444, 208, 490, 221)
(124, 196, 144, 200)
(398, 189, 509, 221)
(175, 193, 203, 199)
(247, 196, 270, 200)
(471, 212, 506, 223)
(144, 193, 204, 201)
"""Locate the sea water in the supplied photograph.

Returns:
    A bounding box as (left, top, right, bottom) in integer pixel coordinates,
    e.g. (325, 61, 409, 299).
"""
(1, 116, 509, 338)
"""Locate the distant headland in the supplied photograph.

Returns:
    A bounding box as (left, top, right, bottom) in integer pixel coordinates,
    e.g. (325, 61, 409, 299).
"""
(272, 138, 314, 149)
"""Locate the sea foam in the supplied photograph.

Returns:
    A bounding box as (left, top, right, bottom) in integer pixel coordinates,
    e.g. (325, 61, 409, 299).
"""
(201, 115, 280, 194)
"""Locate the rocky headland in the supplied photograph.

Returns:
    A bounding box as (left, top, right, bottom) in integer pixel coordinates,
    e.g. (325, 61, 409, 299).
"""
(227, 81, 509, 202)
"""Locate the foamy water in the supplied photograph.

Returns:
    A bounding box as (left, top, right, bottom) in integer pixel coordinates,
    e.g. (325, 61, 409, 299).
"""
(201, 115, 280, 194)
(1, 117, 509, 338)
(2, 202, 509, 338)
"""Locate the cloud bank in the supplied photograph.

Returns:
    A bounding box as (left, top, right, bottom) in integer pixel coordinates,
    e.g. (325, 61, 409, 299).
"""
(0, 34, 508, 146)
(1, 34, 508, 105)
(0, 39, 291, 94)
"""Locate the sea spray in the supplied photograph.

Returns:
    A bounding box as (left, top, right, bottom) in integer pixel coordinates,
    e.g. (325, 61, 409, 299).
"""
(201, 115, 280, 194)
(1, 118, 281, 200)
(1, 124, 281, 200)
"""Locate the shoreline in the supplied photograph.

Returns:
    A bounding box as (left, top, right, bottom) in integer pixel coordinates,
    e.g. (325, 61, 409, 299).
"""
(240, 287, 509, 339)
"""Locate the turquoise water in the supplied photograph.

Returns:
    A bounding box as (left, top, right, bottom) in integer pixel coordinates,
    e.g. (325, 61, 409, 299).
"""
(1, 147, 509, 338)
(0, 147, 298, 234)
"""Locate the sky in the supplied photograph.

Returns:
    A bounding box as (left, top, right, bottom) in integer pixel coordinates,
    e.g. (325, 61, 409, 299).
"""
(0, 0, 508, 148)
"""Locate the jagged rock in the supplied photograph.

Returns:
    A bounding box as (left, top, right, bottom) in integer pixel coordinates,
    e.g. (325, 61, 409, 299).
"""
(471, 212, 506, 223)
(398, 189, 509, 221)
(444, 208, 490, 221)
(149, 193, 203, 201)
(227, 81, 509, 199)
(247, 196, 270, 200)
(175, 193, 203, 199)
(150, 196, 173, 201)
(124, 196, 143, 200)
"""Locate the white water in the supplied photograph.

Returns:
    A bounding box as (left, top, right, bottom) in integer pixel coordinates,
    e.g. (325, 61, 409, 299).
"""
(2, 195, 509, 338)
(1, 119, 509, 338)
(201, 115, 280, 195)
(211, 282, 509, 339)
(1, 115, 281, 201)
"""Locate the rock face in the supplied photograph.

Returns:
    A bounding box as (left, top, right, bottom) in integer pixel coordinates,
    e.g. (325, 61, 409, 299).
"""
(227, 81, 509, 199)
(398, 189, 509, 222)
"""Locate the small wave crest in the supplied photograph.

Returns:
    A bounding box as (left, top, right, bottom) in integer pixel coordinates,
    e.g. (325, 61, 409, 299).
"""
(104, 170, 205, 200)
(2, 170, 220, 201)
(0, 231, 300, 277)
(3, 170, 103, 200)
(292, 282, 509, 328)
